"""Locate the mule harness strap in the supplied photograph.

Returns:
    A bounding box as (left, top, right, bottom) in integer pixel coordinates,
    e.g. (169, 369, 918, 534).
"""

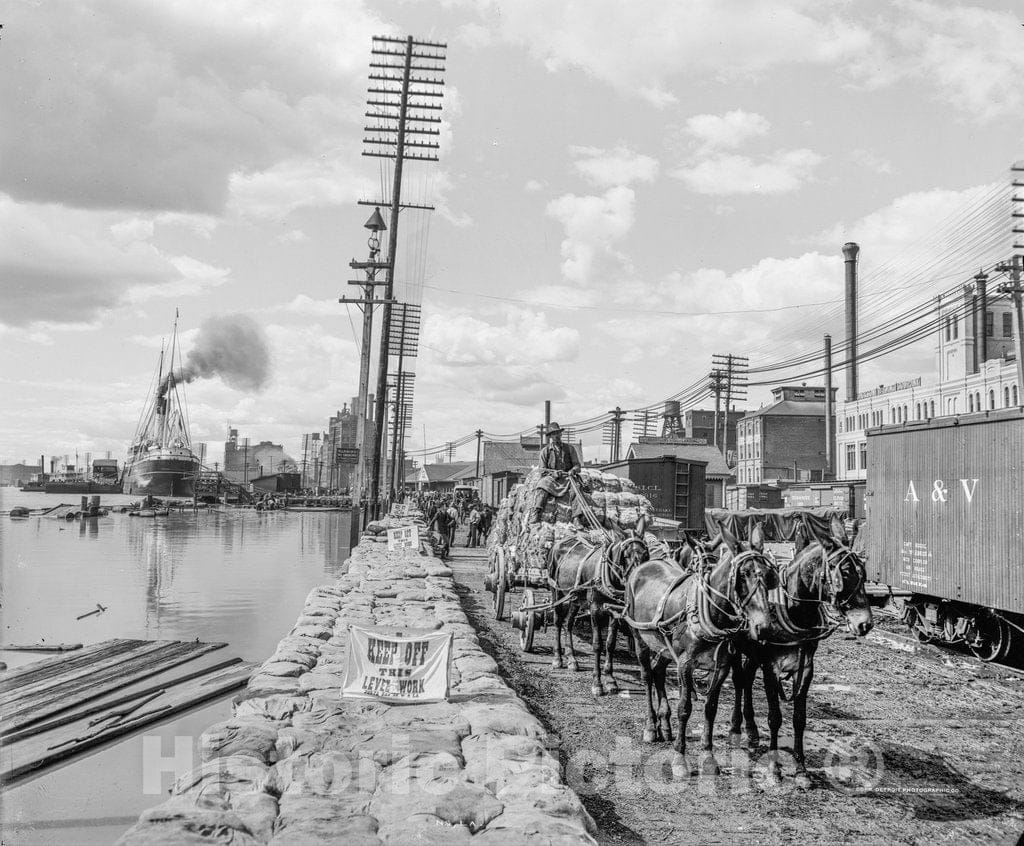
(764, 546, 842, 644)
(547, 538, 602, 594)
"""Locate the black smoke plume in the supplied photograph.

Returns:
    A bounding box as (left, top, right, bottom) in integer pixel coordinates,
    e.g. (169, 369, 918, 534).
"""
(161, 314, 270, 395)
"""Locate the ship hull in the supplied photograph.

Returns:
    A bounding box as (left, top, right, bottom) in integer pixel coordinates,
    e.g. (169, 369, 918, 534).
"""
(123, 455, 200, 497)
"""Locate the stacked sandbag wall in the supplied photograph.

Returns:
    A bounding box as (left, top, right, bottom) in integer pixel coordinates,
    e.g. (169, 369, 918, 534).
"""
(118, 510, 597, 846)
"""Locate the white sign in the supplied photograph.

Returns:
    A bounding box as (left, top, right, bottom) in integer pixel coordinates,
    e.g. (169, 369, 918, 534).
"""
(764, 542, 796, 565)
(387, 524, 420, 551)
(342, 626, 452, 702)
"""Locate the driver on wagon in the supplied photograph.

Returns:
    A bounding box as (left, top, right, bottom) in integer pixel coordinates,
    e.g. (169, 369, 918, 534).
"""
(529, 422, 581, 524)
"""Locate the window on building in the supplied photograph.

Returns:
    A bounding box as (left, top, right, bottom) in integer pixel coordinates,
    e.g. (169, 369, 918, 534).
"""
(903, 405, 909, 422)
(952, 316, 958, 339)
(975, 392, 981, 411)
(859, 442, 867, 470)
(1004, 312, 1014, 337)
(846, 444, 856, 472)
(930, 400, 935, 417)
(944, 317, 951, 341)
(986, 311, 994, 337)
(989, 389, 995, 410)
(1014, 385, 1019, 406)
(968, 394, 974, 412)
(1005, 387, 1010, 407)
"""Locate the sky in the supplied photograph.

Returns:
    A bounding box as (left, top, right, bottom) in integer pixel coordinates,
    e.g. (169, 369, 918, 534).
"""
(1, 0, 1022, 468)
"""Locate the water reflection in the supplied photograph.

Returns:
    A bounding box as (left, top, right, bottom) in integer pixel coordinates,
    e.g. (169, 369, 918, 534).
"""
(1, 492, 355, 846)
(0, 492, 353, 657)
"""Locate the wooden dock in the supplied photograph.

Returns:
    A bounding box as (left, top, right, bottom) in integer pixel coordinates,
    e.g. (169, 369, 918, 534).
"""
(0, 638, 254, 785)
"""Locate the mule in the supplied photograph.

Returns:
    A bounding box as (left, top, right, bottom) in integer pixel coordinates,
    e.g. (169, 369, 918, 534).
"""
(729, 515, 874, 789)
(549, 533, 650, 696)
(622, 526, 776, 778)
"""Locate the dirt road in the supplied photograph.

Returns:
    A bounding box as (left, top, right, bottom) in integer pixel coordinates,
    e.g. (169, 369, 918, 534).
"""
(445, 544, 1024, 845)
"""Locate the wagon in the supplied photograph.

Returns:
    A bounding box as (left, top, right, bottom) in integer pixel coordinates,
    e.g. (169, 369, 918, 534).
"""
(485, 532, 553, 652)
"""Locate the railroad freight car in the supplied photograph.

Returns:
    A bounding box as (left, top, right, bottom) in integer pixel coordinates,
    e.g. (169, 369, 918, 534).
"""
(864, 408, 1024, 661)
(601, 455, 707, 530)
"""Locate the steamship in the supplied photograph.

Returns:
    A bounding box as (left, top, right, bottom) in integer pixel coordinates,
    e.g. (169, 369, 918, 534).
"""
(122, 318, 203, 497)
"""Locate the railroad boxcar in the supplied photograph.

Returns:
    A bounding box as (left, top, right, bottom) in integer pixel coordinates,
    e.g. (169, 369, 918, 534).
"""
(864, 407, 1024, 660)
(601, 455, 707, 530)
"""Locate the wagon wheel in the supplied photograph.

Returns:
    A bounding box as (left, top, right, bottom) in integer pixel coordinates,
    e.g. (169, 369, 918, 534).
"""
(967, 610, 1010, 663)
(520, 588, 537, 652)
(493, 548, 507, 621)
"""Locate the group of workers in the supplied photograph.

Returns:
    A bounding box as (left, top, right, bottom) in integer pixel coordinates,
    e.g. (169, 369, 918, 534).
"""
(419, 491, 496, 559)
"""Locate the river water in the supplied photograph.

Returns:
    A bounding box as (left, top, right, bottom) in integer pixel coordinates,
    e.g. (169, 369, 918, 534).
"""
(0, 489, 354, 845)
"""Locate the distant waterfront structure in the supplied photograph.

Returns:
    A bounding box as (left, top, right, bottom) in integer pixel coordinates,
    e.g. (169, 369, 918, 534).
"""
(223, 427, 296, 485)
(836, 287, 1020, 481)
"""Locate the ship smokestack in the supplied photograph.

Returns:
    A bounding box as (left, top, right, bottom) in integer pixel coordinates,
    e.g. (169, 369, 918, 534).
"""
(843, 242, 860, 402)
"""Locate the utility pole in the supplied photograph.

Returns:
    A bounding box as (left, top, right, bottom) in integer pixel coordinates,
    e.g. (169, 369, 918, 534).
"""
(363, 34, 447, 519)
(343, 208, 387, 504)
(605, 407, 625, 462)
(474, 429, 483, 484)
(711, 353, 748, 456)
(995, 254, 1024, 391)
(999, 162, 1024, 393)
(709, 368, 724, 447)
(824, 334, 834, 479)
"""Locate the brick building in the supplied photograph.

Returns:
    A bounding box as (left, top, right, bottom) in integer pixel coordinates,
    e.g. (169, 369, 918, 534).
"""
(735, 385, 837, 484)
(683, 408, 745, 456)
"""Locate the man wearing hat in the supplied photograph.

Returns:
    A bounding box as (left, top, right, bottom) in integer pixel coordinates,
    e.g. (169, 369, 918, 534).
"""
(529, 422, 581, 524)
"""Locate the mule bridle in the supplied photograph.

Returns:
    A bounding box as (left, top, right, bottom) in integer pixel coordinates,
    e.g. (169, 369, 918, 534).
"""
(768, 545, 867, 642)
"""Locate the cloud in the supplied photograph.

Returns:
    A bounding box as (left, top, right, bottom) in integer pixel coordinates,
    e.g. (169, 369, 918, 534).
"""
(570, 146, 659, 188)
(545, 186, 636, 285)
(474, 1, 873, 107)
(275, 229, 310, 245)
(684, 111, 771, 154)
(0, 196, 228, 327)
(0, 1, 388, 215)
(814, 183, 1000, 264)
(849, 149, 894, 175)
(871, 1, 1024, 121)
(524, 180, 546, 193)
(422, 307, 580, 368)
(672, 149, 823, 196)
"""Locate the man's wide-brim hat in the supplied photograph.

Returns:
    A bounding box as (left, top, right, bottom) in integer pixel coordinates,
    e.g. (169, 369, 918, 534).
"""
(547, 422, 563, 434)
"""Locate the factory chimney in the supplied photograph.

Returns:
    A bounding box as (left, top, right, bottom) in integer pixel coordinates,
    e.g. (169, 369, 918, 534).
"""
(843, 242, 860, 401)
(975, 270, 988, 365)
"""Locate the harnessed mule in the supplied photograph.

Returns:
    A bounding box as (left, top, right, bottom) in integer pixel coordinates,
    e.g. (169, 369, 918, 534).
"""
(730, 515, 873, 788)
(622, 526, 777, 778)
(549, 534, 650, 696)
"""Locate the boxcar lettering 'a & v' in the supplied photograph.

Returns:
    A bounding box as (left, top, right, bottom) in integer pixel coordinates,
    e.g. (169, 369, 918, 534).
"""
(903, 479, 980, 504)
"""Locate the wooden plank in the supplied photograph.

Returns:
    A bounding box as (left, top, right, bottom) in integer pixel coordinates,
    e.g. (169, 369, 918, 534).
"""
(1, 657, 244, 743)
(3, 642, 226, 729)
(1, 643, 84, 652)
(1, 662, 256, 785)
(0, 640, 160, 705)
(1, 640, 182, 707)
(0, 639, 137, 686)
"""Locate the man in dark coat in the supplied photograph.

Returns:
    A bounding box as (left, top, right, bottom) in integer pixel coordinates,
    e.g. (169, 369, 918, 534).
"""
(529, 422, 581, 524)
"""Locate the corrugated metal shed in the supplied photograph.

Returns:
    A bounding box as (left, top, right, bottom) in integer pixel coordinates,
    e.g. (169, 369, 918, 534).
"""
(865, 408, 1024, 614)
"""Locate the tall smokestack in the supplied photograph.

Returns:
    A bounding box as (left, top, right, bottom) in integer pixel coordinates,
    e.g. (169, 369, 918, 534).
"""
(975, 270, 988, 364)
(843, 242, 860, 401)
